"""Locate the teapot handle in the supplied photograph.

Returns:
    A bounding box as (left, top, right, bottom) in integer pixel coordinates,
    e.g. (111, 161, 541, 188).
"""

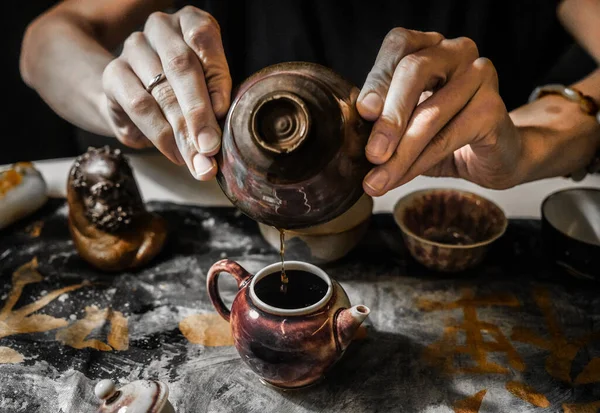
(207, 259, 252, 322)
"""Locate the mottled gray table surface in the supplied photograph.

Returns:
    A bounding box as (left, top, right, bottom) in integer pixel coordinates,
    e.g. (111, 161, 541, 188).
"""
(0, 199, 599, 413)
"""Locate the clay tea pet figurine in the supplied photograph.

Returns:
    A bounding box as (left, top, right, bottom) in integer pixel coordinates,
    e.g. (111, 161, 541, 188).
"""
(67, 146, 167, 272)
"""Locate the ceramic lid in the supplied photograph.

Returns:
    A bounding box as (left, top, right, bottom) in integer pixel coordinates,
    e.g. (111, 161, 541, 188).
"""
(95, 379, 169, 413)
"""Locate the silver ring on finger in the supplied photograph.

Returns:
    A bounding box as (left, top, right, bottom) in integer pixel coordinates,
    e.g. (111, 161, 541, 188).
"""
(146, 73, 166, 93)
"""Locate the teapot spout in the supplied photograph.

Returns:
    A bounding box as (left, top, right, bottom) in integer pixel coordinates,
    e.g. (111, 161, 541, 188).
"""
(335, 305, 370, 352)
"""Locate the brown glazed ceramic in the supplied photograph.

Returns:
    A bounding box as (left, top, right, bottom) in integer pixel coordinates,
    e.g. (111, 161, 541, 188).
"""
(216, 62, 373, 230)
(394, 189, 507, 272)
(67, 146, 167, 272)
(207, 259, 370, 389)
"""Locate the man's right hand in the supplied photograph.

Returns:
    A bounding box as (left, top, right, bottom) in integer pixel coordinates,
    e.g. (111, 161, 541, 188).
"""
(102, 6, 231, 180)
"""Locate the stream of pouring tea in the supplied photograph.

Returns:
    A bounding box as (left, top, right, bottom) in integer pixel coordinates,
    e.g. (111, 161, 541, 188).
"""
(279, 229, 288, 293)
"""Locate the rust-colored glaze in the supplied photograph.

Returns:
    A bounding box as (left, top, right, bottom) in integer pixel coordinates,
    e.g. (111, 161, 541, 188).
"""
(206, 259, 252, 322)
(216, 62, 373, 230)
(0, 168, 23, 197)
(67, 147, 167, 272)
(394, 189, 507, 272)
(207, 259, 369, 389)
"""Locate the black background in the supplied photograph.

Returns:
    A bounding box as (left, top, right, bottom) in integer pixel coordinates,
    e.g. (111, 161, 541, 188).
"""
(1, 0, 597, 165)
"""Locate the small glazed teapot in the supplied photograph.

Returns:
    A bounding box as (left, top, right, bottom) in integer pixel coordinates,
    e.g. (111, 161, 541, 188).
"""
(207, 259, 370, 389)
(216, 62, 373, 230)
(95, 378, 175, 413)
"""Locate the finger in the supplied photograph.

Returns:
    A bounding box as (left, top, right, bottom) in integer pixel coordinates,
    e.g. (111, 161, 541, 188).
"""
(101, 63, 152, 149)
(102, 59, 184, 165)
(357, 29, 444, 121)
(370, 54, 482, 183)
(144, 12, 222, 157)
(179, 7, 232, 118)
(422, 155, 459, 179)
(363, 100, 477, 197)
(124, 42, 214, 179)
(362, 57, 495, 195)
(374, 60, 504, 191)
(366, 39, 476, 165)
(402, 58, 501, 184)
(104, 97, 153, 149)
(121, 33, 196, 168)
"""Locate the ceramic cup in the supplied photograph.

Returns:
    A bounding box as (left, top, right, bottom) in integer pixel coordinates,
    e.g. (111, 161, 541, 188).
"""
(393, 188, 507, 272)
(207, 260, 370, 389)
(541, 187, 600, 280)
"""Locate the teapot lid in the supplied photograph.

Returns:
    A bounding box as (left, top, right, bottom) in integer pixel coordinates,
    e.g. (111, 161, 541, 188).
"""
(95, 379, 169, 413)
(217, 62, 372, 230)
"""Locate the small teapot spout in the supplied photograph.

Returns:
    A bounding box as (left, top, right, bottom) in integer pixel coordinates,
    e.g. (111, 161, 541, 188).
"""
(335, 305, 370, 352)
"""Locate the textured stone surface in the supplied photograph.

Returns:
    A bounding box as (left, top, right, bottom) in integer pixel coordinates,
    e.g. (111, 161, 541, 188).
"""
(0, 199, 598, 413)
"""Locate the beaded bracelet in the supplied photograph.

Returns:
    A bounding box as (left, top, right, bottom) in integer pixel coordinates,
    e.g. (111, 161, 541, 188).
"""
(528, 84, 600, 181)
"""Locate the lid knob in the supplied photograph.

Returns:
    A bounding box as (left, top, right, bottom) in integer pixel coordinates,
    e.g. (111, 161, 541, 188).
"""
(251, 92, 310, 154)
(95, 379, 117, 401)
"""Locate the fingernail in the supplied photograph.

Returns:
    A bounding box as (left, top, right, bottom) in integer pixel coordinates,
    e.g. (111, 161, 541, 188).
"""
(192, 154, 215, 179)
(360, 93, 383, 114)
(366, 133, 389, 157)
(197, 126, 221, 155)
(364, 169, 389, 192)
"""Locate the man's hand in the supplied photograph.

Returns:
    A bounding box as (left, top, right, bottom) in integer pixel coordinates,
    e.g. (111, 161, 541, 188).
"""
(357, 28, 524, 196)
(102, 6, 231, 180)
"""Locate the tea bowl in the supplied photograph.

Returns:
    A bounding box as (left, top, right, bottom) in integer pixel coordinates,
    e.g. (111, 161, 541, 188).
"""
(541, 187, 600, 280)
(258, 194, 373, 264)
(207, 259, 370, 389)
(393, 188, 507, 272)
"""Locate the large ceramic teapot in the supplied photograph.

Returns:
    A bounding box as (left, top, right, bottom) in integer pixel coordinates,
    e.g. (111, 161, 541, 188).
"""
(216, 62, 372, 230)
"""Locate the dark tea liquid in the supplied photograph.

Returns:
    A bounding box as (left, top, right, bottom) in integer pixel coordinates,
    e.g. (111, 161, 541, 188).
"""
(423, 227, 474, 245)
(254, 270, 328, 309)
(279, 229, 288, 293)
